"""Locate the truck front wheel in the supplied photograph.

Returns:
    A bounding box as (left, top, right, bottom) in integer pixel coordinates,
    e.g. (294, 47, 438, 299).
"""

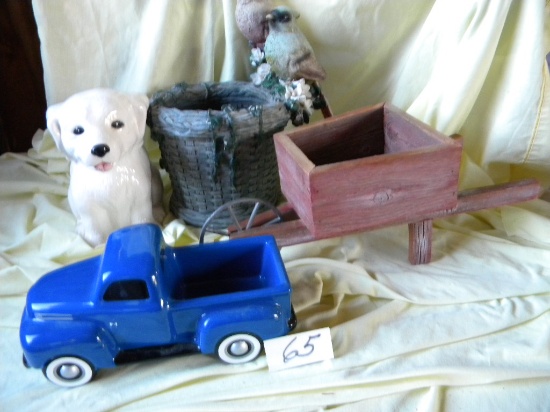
(217, 333, 262, 364)
(43, 356, 95, 387)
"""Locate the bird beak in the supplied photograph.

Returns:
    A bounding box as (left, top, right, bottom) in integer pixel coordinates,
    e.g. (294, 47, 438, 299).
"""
(266, 13, 273, 21)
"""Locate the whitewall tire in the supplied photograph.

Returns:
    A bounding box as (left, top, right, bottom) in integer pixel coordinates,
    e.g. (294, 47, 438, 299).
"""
(43, 356, 95, 387)
(217, 333, 262, 364)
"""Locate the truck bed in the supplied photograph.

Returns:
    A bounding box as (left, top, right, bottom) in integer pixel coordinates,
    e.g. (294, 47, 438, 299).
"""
(172, 276, 265, 300)
(163, 236, 287, 301)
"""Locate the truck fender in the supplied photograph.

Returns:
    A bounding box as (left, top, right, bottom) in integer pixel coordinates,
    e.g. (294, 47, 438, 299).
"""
(196, 304, 283, 356)
(22, 320, 119, 371)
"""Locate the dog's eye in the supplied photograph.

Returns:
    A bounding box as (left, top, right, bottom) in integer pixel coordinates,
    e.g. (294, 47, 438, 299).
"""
(111, 120, 124, 129)
(73, 126, 85, 135)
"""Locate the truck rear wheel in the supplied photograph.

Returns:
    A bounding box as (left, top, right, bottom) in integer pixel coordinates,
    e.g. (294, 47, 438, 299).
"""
(43, 356, 95, 387)
(217, 333, 262, 364)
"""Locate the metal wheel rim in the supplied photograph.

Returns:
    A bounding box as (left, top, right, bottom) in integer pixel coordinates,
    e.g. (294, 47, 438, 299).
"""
(199, 198, 283, 243)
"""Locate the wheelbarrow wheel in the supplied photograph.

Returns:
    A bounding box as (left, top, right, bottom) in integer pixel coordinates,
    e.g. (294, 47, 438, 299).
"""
(199, 198, 283, 244)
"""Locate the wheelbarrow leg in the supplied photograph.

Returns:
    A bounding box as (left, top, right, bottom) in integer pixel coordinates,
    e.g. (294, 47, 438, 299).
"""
(408, 219, 433, 264)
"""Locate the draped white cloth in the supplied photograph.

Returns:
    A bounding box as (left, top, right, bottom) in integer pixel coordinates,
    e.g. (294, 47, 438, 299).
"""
(1, 1, 549, 410)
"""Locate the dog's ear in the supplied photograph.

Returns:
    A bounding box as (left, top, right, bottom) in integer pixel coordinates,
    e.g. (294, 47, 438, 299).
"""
(128, 94, 149, 139)
(46, 103, 66, 152)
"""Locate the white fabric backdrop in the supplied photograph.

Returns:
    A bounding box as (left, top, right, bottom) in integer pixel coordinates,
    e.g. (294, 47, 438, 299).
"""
(33, 0, 550, 182)
(0, 1, 549, 410)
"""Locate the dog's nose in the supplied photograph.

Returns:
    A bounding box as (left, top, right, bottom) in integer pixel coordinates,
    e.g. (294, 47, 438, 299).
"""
(91, 144, 110, 158)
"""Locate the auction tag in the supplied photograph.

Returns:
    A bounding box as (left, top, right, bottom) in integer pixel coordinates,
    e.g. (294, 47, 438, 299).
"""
(264, 327, 334, 372)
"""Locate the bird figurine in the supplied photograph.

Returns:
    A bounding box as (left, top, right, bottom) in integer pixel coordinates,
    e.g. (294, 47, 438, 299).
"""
(235, 0, 274, 49)
(264, 6, 326, 82)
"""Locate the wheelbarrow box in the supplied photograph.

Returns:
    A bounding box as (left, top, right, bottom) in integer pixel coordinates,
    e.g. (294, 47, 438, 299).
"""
(274, 103, 463, 239)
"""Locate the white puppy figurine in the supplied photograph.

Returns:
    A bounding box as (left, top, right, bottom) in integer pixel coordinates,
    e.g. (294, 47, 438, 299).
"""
(47, 88, 164, 246)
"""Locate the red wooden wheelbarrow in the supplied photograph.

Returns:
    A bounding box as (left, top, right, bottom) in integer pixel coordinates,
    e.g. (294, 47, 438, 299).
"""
(201, 103, 541, 264)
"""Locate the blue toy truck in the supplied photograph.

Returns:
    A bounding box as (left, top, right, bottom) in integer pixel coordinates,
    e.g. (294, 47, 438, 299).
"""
(20, 224, 296, 387)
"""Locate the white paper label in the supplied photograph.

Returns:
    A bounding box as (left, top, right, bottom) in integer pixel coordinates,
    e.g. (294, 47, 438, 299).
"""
(264, 327, 334, 372)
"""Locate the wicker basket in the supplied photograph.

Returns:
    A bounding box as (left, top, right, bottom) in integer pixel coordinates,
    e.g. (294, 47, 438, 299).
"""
(147, 81, 290, 228)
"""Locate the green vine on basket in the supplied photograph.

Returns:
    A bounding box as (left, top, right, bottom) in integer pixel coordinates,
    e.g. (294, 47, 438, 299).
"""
(249, 47, 325, 127)
(207, 108, 236, 183)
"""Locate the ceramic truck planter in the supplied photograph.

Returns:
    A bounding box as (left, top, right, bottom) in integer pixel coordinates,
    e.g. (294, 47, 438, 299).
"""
(20, 224, 295, 387)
